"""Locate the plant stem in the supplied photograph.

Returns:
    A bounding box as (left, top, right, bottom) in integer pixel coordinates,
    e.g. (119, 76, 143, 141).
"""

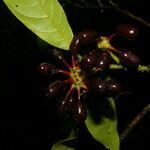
(107, 0, 150, 28)
(70, 0, 150, 28)
(109, 64, 150, 72)
(109, 64, 123, 70)
(97, 0, 110, 8)
(120, 104, 150, 141)
(138, 65, 150, 72)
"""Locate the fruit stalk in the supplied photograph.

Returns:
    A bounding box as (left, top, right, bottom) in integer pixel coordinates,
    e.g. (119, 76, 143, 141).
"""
(120, 103, 150, 141)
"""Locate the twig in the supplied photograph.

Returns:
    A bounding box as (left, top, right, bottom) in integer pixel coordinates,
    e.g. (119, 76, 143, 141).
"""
(96, 0, 110, 8)
(120, 103, 150, 141)
(70, 0, 150, 28)
(74, 3, 100, 9)
(74, 0, 110, 9)
(80, 0, 88, 6)
(107, 0, 150, 28)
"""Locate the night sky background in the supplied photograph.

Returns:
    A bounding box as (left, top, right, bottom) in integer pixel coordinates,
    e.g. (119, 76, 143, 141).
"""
(0, 0, 150, 150)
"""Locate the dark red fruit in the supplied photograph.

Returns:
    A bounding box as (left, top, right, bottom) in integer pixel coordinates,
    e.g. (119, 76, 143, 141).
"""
(69, 36, 81, 55)
(80, 50, 98, 72)
(65, 88, 75, 111)
(72, 100, 87, 124)
(69, 30, 97, 55)
(67, 96, 74, 111)
(119, 51, 140, 68)
(46, 80, 66, 99)
(57, 99, 68, 115)
(95, 51, 111, 71)
(89, 78, 106, 95)
(58, 89, 75, 115)
(116, 24, 138, 40)
(106, 80, 122, 96)
(37, 63, 55, 75)
(78, 30, 98, 44)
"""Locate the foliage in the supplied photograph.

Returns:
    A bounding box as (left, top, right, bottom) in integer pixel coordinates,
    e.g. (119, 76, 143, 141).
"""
(4, 0, 73, 50)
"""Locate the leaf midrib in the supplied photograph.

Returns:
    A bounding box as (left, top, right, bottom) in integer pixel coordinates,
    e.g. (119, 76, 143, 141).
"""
(36, 0, 71, 47)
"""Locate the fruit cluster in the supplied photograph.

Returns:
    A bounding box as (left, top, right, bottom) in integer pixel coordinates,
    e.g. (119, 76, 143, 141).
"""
(38, 24, 141, 124)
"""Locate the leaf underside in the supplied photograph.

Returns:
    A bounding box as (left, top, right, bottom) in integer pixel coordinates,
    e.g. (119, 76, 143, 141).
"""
(85, 97, 120, 150)
(4, 0, 73, 50)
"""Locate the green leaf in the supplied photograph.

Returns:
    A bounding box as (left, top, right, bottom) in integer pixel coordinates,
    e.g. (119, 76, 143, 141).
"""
(4, 0, 73, 50)
(51, 137, 78, 150)
(85, 97, 120, 150)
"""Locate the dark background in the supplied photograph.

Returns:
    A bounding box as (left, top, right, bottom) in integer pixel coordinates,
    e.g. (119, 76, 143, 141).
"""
(0, 0, 150, 150)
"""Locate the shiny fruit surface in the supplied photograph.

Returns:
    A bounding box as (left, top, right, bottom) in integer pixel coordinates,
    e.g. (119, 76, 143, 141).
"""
(116, 24, 138, 40)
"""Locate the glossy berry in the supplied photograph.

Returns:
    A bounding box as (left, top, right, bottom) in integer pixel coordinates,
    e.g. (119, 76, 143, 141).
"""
(37, 63, 55, 75)
(46, 80, 66, 99)
(57, 99, 68, 115)
(116, 24, 138, 40)
(67, 96, 74, 111)
(72, 100, 87, 124)
(89, 78, 106, 95)
(119, 51, 140, 68)
(58, 88, 75, 115)
(95, 51, 111, 71)
(69, 36, 81, 55)
(69, 30, 97, 55)
(78, 30, 98, 44)
(106, 80, 122, 96)
(80, 50, 98, 72)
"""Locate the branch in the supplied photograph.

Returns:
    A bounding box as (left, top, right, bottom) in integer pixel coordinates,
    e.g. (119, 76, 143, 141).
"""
(73, 0, 110, 9)
(74, 3, 100, 9)
(96, 0, 110, 8)
(107, 0, 150, 28)
(120, 103, 150, 141)
(69, 0, 150, 28)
